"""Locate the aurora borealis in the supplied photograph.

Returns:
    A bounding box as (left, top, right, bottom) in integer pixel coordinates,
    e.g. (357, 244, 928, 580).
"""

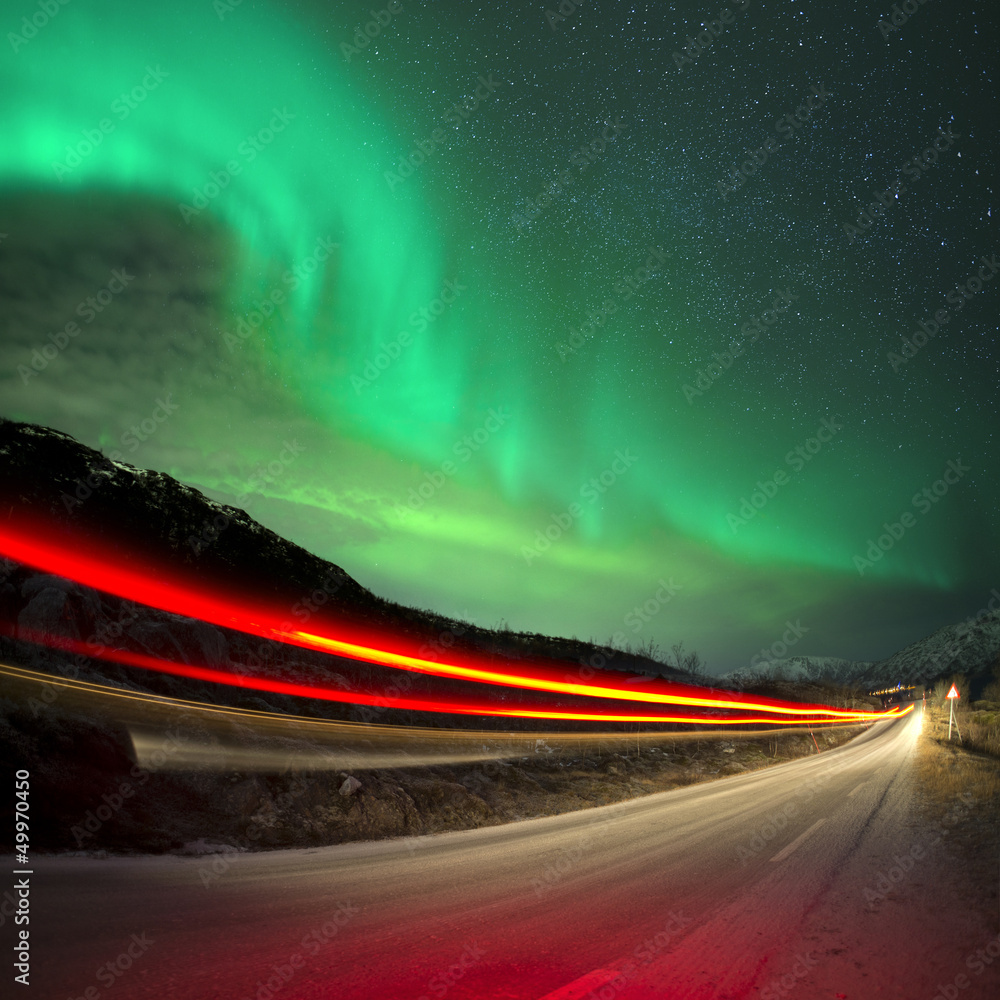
(1, 0, 997, 671)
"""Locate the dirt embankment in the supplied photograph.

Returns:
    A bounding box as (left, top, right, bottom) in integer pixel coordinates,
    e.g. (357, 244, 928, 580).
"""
(3, 700, 865, 855)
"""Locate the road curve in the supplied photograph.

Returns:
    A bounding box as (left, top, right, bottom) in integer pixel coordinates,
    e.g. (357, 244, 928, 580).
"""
(24, 708, 1000, 998)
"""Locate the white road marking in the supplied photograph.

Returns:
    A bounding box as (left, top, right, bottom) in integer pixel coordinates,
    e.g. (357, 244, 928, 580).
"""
(770, 818, 827, 863)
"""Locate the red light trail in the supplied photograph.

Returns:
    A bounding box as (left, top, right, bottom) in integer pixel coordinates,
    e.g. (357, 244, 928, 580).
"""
(0, 519, 902, 725)
(7, 626, 909, 726)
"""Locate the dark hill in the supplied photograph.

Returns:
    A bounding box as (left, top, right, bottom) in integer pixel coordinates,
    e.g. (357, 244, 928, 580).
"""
(0, 417, 691, 685)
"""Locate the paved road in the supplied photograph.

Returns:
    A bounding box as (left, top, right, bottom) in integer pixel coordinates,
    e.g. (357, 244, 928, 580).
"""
(23, 708, 1000, 998)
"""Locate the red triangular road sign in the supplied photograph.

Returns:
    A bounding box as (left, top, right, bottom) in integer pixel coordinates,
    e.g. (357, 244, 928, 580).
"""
(946, 684, 960, 699)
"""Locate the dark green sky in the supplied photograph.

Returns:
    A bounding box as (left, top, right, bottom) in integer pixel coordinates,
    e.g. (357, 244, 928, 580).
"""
(1, 0, 997, 672)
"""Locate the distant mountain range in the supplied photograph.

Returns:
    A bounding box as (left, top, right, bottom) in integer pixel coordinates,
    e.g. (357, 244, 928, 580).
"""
(726, 656, 873, 687)
(725, 602, 1000, 692)
(867, 600, 1000, 688)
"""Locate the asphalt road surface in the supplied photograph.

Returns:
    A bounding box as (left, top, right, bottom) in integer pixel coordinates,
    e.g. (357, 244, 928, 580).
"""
(21, 708, 1000, 998)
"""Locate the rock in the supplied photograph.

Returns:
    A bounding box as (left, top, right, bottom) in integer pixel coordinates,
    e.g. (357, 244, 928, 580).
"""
(339, 775, 362, 797)
(18, 584, 74, 639)
(178, 839, 243, 856)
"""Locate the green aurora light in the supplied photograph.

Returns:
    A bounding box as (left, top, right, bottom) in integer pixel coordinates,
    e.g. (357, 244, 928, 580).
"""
(1, 0, 997, 668)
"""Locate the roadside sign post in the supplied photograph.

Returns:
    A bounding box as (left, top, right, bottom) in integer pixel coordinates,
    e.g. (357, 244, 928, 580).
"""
(946, 684, 962, 741)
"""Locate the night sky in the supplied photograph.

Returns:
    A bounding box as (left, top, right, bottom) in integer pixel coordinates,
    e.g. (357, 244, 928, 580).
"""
(1, 0, 997, 674)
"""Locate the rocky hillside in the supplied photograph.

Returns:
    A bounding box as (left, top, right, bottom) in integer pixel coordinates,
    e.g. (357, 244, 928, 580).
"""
(724, 605, 1000, 693)
(726, 656, 873, 688)
(867, 603, 1000, 690)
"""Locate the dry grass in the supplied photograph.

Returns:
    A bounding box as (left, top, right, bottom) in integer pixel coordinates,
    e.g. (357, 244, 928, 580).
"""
(962, 706, 1000, 758)
(914, 705, 1000, 921)
(922, 699, 1000, 761)
(916, 704, 1000, 815)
